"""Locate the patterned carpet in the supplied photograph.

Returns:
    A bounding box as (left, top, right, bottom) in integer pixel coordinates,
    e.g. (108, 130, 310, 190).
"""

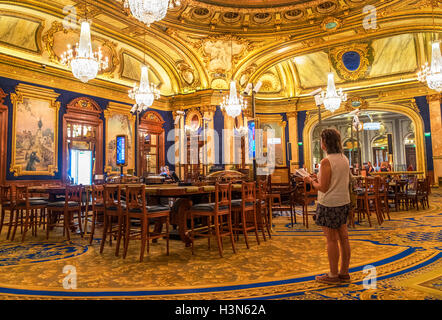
(0, 191, 441, 300)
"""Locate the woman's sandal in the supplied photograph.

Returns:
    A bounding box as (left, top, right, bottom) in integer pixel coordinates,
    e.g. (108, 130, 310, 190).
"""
(338, 274, 351, 283)
(315, 274, 340, 284)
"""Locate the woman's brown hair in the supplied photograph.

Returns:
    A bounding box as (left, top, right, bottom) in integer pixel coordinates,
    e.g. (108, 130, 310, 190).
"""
(321, 128, 343, 154)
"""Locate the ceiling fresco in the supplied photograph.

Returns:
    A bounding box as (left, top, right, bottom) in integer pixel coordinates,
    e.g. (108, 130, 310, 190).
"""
(0, 0, 440, 106)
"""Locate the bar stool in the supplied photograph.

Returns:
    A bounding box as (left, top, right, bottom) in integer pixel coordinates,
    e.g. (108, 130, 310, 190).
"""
(123, 185, 170, 262)
(231, 182, 260, 248)
(190, 183, 236, 257)
(100, 185, 125, 257)
(11, 186, 48, 242)
(86, 185, 104, 244)
(0, 185, 14, 238)
(46, 185, 83, 241)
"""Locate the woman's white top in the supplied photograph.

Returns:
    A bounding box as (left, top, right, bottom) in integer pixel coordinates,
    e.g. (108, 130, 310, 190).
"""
(317, 153, 350, 207)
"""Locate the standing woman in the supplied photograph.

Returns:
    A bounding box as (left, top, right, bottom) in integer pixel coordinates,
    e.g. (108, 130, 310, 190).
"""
(304, 129, 351, 284)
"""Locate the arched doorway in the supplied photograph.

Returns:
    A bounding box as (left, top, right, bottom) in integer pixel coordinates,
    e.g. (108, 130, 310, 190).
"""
(304, 105, 425, 174)
(63, 97, 103, 185)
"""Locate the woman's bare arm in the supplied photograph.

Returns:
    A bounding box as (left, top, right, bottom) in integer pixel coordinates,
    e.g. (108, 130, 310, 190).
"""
(311, 158, 331, 193)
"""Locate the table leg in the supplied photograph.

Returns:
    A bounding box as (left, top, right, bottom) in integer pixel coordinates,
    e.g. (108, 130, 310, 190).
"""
(171, 198, 192, 247)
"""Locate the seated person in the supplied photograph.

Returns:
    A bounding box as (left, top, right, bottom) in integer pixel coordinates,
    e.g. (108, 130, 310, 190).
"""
(160, 166, 180, 182)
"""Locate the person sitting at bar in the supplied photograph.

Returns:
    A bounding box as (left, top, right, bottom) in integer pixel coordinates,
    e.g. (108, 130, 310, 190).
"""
(367, 162, 375, 175)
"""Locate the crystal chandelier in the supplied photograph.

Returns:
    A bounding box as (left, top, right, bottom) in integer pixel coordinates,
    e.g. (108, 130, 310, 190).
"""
(320, 73, 347, 113)
(124, 0, 181, 26)
(220, 81, 248, 118)
(418, 41, 442, 92)
(129, 65, 160, 113)
(61, 21, 108, 83)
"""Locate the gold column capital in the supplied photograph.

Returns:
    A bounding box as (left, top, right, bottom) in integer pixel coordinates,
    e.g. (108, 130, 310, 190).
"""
(427, 93, 441, 104)
(286, 112, 298, 119)
(201, 105, 217, 115)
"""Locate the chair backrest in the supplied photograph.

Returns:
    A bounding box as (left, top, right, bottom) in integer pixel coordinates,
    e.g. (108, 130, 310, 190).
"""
(417, 179, 427, 196)
(256, 178, 268, 201)
(66, 185, 82, 203)
(91, 185, 104, 206)
(125, 185, 146, 212)
(242, 182, 256, 205)
(215, 183, 231, 211)
(364, 177, 377, 194)
(0, 185, 12, 204)
(103, 185, 121, 208)
(15, 186, 29, 207)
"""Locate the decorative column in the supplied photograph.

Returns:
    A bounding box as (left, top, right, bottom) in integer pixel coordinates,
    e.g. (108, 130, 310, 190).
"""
(201, 105, 217, 168)
(222, 110, 235, 169)
(173, 110, 186, 179)
(428, 93, 442, 184)
(287, 112, 299, 171)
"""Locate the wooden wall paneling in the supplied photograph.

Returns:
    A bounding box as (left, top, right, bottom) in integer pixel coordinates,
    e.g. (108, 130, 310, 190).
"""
(0, 88, 7, 185)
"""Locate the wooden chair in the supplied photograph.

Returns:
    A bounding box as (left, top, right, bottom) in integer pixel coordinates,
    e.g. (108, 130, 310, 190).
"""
(46, 185, 83, 241)
(231, 182, 261, 248)
(356, 177, 382, 226)
(189, 183, 236, 257)
(376, 177, 391, 221)
(409, 179, 428, 211)
(85, 185, 104, 244)
(293, 178, 317, 228)
(10, 186, 48, 242)
(394, 180, 409, 211)
(0, 185, 14, 238)
(256, 178, 272, 239)
(122, 185, 170, 262)
(268, 175, 295, 224)
(100, 185, 125, 257)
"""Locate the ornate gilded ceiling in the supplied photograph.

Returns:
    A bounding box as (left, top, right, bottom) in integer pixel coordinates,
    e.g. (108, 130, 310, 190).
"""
(0, 0, 441, 111)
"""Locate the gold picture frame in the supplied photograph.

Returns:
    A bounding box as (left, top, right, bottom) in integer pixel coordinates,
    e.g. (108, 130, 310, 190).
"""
(10, 83, 60, 176)
(104, 102, 135, 174)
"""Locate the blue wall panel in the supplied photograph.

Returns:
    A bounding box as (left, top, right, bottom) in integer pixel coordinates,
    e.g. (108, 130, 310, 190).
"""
(0, 76, 174, 181)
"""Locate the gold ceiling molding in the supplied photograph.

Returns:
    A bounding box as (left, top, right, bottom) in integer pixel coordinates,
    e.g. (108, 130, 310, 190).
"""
(176, 59, 200, 90)
(190, 34, 255, 78)
(329, 42, 374, 81)
(345, 96, 368, 111)
(119, 49, 163, 87)
(320, 16, 342, 32)
(183, 0, 347, 14)
(238, 63, 257, 89)
(0, 10, 44, 54)
(42, 20, 119, 76)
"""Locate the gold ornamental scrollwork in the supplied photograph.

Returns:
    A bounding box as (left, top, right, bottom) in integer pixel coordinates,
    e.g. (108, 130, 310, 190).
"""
(345, 97, 368, 111)
(329, 43, 374, 81)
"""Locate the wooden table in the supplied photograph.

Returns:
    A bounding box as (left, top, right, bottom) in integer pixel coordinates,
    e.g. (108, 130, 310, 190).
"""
(28, 185, 67, 202)
(144, 183, 242, 246)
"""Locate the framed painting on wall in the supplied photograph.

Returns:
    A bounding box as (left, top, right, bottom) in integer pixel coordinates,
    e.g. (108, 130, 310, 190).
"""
(10, 84, 60, 176)
(104, 102, 135, 174)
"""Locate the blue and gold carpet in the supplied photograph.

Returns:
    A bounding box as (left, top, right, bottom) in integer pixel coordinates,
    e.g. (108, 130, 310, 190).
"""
(0, 192, 441, 300)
